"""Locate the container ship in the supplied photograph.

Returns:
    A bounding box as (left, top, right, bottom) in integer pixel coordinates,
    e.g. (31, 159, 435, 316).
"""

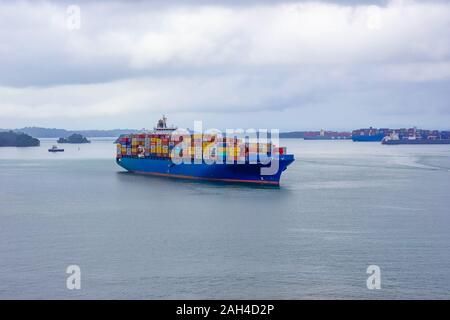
(382, 129, 450, 145)
(303, 129, 351, 140)
(352, 127, 390, 142)
(115, 117, 295, 186)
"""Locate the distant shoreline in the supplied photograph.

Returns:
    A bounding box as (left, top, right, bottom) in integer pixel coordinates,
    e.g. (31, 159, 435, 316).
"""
(0, 127, 141, 139)
(3, 127, 449, 140)
(1, 127, 353, 139)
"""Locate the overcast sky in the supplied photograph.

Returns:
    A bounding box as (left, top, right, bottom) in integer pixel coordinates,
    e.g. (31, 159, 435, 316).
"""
(0, 0, 449, 130)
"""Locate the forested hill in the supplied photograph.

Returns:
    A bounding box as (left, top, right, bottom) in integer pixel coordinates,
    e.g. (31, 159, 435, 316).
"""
(0, 131, 40, 147)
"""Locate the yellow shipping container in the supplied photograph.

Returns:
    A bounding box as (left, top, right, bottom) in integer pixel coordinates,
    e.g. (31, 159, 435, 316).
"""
(203, 144, 215, 153)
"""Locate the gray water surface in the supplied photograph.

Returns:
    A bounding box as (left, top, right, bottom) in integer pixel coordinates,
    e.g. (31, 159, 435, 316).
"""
(0, 139, 449, 299)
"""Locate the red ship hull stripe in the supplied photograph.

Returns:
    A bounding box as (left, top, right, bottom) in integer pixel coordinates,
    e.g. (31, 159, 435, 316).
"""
(133, 171, 279, 185)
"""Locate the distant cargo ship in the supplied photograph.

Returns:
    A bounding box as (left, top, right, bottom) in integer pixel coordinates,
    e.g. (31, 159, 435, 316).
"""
(353, 127, 450, 143)
(115, 117, 295, 186)
(352, 127, 390, 142)
(382, 131, 450, 145)
(303, 129, 351, 140)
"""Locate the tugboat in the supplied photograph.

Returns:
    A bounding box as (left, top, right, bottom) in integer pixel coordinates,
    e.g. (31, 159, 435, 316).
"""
(48, 145, 64, 152)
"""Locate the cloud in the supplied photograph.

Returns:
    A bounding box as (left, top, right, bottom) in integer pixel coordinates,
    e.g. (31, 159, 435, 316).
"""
(0, 0, 449, 129)
(376, 62, 450, 82)
(0, 74, 318, 118)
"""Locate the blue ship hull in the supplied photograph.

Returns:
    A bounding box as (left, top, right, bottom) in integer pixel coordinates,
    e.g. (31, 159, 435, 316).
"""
(382, 139, 450, 145)
(352, 134, 385, 142)
(116, 155, 295, 186)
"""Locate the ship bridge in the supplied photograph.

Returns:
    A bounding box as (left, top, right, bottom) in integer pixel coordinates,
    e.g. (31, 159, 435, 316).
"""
(152, 115, 177, 134)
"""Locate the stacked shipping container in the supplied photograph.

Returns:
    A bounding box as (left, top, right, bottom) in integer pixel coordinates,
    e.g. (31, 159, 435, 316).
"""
(116, 133, 278, 162)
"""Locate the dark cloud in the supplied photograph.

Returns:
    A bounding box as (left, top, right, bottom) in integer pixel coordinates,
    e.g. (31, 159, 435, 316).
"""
(0, 0, 449, 129)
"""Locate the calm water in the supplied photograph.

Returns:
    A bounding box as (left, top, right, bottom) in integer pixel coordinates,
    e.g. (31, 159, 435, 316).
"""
(0, 138, 449, 299)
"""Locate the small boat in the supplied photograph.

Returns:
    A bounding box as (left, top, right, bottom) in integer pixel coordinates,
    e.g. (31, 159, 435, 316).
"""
(48, 145, 64, 152)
